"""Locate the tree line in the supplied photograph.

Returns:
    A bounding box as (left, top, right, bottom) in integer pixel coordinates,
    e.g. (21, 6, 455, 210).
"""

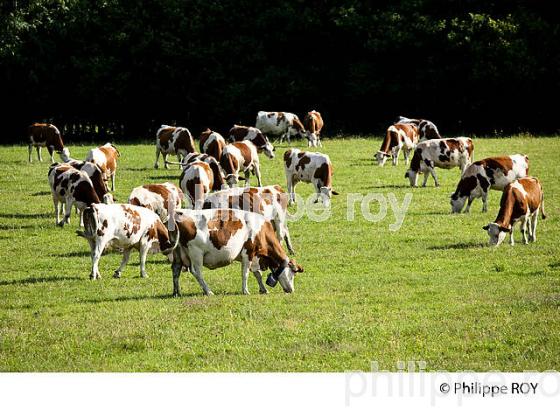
(1, 0, 558, 142)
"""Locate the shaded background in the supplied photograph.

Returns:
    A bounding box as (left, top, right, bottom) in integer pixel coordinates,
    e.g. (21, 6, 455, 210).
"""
(1, 0, 559, 141)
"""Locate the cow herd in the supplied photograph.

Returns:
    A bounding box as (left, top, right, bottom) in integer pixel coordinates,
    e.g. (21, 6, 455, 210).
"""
(28, 110, 547, 296)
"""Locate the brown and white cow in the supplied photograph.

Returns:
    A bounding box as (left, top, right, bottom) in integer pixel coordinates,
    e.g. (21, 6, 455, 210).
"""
(154, 125, 196, 169)
(405, 137, 474, 187)
(77, 204, 178, 279)
(220, 141, 262, 187)
(179, 160, 214, 209)
(128, 182, 183, 222)
(451, 154, 529, 213)
(397, 116, 441, 140)
(85, 143, 120, 191)
(284, 149, 338, 207)
(168, 208, 303, 296)
(203, 185, 294, 254)
(181, 152, 227, 192)
(199, 128, 226, 161)
(228, 124, 275, 158)
(302, 110, 324, 147)
(65, 160, 112, 203)
(483, 177, 546, 246)
(28, 123, 70, 163)
(255, 111, 305, 144)
(48, 163, 113, 227)
(375, 123, 419, 166)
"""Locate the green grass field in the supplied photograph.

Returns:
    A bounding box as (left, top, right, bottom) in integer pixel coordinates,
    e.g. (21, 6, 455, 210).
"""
(1, 136, 559, 371)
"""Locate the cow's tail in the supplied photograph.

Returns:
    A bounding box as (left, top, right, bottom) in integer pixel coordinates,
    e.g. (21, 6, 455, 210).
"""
(163, 191, 181, 255)
(77, 206, 97, 239)
(540, 191, 547, 220)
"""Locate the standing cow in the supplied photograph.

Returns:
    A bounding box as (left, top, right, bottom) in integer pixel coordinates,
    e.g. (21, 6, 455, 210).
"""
(303, 110, 324, 147)
(28, 123, 70, 163)
(169, 208, 304, 296)
(255, 111, 306, 144)
(77, 204, 178, 279)
(128, 182, 183, 222)
(450, 155, 529, 213)
(405, 138, 474, 187)
(228, 125, 275, 158)
(85, 143, 120, 191)
(284, 149, 338, 206)
(397, 116, 441, 140)
(375, 123, 419, 166)
(199, 129, 226, 161)
(154, 125, 196, 169)
(220, 141, 262, 188)
(483, 177, 546, 246)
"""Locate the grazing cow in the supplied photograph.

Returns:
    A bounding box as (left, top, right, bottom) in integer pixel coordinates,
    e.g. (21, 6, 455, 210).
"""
(154, 125, 196, 169)
(199, 129, 226, 161)
(451, 155, 529, 213)
(180, 152, 227, 191)
(302, 110, 324, 147)
(397, 116, 441, 140)
(28, 123, 70, 163)
(228, 125, 275, 158)
(255, 111, 305, 144)
(284, 149, 339, 206)
(483, 177, 546, 246)
(65, 160, 112, 202)
(85, 143, 120, 191)
(220, 141, 262, 187)
(169, 208, 304, 296)
(179, 161, 214, 209)
(375, 123, 419, 166)
(77, 204, 178, 279)
(48, 163, 113, 227)
(203, 185, 294, 254)
(128, 182, 183, 222)
(405, 138, 474, 187)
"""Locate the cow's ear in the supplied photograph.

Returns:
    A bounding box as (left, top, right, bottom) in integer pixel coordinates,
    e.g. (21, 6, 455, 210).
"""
(482, 225, 489, 231)
(331, 190, 339, 195)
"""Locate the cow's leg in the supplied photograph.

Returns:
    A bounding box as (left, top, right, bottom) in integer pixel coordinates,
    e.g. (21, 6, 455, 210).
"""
(531, 210, 539, 242)
(421, 171, 430, 187)
(520, 217, 529, 244)
(154, 147, 161, 169)
(284, 227, 295, 255)
(48, 146, 55, 163)
(392, 147, 400, 166)
(465, 197, 474, 213)
(244, 169, 251, 187)
(36, 146, 43, 162)
(138, 242, 150, 278)
(110, 172, 115, 191)
(172, 258, 182, 297)
(430, 168, 439, 187)
(403, 148, 410, 165)
(177, 152, 182, 168)
(509, 224, 515, 246)
(61, 197, 74, 226)
(190, 253, 213, 295)
(481, 191, 488, 213)
(90, 240, 104, 280)
(254, 164, 263, 187)
(253, 270, 268, 294)
(113, 249, 131, 278)
(287, 179, 297, 205)
(241, 257, 250, 295)
(163, 153, 169, 169)
(52, 196, 61, 225)
(28, 145, 33, 162)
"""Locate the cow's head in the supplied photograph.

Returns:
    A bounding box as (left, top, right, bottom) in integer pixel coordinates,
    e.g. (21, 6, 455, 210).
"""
(375, 150, 391, 166)
(59, 147, 71, 162)
(450, 192, 467, 213)
(483, 223, 509, 246)
(316, 186, 339, 207)
(103, 193, 114, 204)
(306, 132, 319, 147)
(404, 169, 418, 187)
(266, 259, 303, 293)
(261, 135, 275, 159)
(225, 173, 239, 188)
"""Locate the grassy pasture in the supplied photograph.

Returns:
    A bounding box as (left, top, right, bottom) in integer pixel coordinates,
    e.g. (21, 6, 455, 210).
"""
(0, 136, 559, 371)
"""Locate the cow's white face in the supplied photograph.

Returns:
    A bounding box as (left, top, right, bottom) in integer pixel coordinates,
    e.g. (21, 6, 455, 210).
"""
(318, 186, 339, 207)
(59, 148, 71, 162)
(483, 223, 508, 246)
(405, 170, 418, 186)
(103, 193, 114, 204)
(376, 151, 390, 166)
(226, 174, 239, 188)
(450, 193, 467, 213)
(306, 132, 319, 147)
(277, 259, 303, 293)
(263, 140, 275, 159)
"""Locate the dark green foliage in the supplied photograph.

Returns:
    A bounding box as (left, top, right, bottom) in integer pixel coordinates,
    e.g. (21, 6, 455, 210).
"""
(1, 0, 559, 141)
